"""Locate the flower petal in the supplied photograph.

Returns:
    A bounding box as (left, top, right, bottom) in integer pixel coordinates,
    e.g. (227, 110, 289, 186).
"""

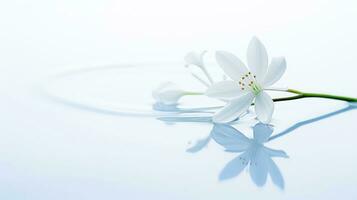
(219, 151, 250, 180)
(205, 81, 246, 99)
(268, 158, 285, 189)
(186, 135, 211, 153)
(184, 51, 206, 67)
(152, 82, 184, 105)
(262, 57, 287, 87)
(264, 147, 289, 158)
(152, 81, 176, 93)
(215, 51, 248, 81)
(247, 37, 268, 83)
(213, 92, 254, 123)
(249, 148, 269, 187)
(253, 123, 273, 143)
(211, 124, 251, 152)
(254, 91, 274, 123)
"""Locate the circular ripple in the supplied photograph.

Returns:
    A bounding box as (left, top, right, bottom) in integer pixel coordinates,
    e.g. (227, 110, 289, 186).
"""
(42, 63, 224, 117)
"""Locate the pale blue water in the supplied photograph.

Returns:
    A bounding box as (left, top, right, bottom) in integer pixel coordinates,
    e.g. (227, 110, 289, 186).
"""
(1, 64, 353, 199)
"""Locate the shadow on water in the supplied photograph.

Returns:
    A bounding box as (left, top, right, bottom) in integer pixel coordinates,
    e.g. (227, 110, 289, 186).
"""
(159, 102, 357, 152)
(212, 123, 288, 189)
(268, 103, 357, 141)
(157, 102, 356, 189)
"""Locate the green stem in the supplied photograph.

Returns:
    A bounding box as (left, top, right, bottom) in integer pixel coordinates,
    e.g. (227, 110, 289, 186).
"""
(287, 89, 357, 102)
(272, 94, 304, 102)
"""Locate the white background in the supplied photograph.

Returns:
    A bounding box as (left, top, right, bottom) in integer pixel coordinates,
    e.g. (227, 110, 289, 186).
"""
(0, 0, 357, 199)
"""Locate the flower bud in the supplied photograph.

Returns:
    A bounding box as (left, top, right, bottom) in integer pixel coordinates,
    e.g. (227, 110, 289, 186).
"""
(152, 82, 185, 105)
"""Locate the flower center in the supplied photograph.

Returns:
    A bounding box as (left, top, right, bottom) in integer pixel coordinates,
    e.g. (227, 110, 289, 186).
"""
(238, 72, 262, 95)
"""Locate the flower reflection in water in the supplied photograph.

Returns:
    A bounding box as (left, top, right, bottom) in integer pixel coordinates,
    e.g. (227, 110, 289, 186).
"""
(156, 103, 357, 189)
(212, 123, 288, 189)
(186, 132, 212, 153)
(158, 102, 356, 152)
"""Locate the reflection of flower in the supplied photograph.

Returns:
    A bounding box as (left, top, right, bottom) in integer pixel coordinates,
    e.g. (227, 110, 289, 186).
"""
(186, 134, 212, 153)
(206, 37, 287, 123)
(212, 123, 288, 189)
(152, 82, 185, 105)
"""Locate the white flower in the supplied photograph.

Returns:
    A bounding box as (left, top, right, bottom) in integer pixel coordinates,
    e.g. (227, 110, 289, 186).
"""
(212, 123, 288, 189)
(206, 37, 287, 123)
(152, 82, 185, 105)
(185, 51, 214, 87)
(184, 51, 206, 69)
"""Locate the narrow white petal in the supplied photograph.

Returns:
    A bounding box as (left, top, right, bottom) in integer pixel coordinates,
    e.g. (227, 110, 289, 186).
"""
(262, 57, 287, 87)
(185, 51, 215, 84)
(205, 81, 246, 99)
(215, 51, 248, 81)
(213, 92, 254, 123)
(253, 123, 273, 143)
(247, 37, 268, 82)
(184, 51, 206, 67)
(254, 91, 274, 123)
